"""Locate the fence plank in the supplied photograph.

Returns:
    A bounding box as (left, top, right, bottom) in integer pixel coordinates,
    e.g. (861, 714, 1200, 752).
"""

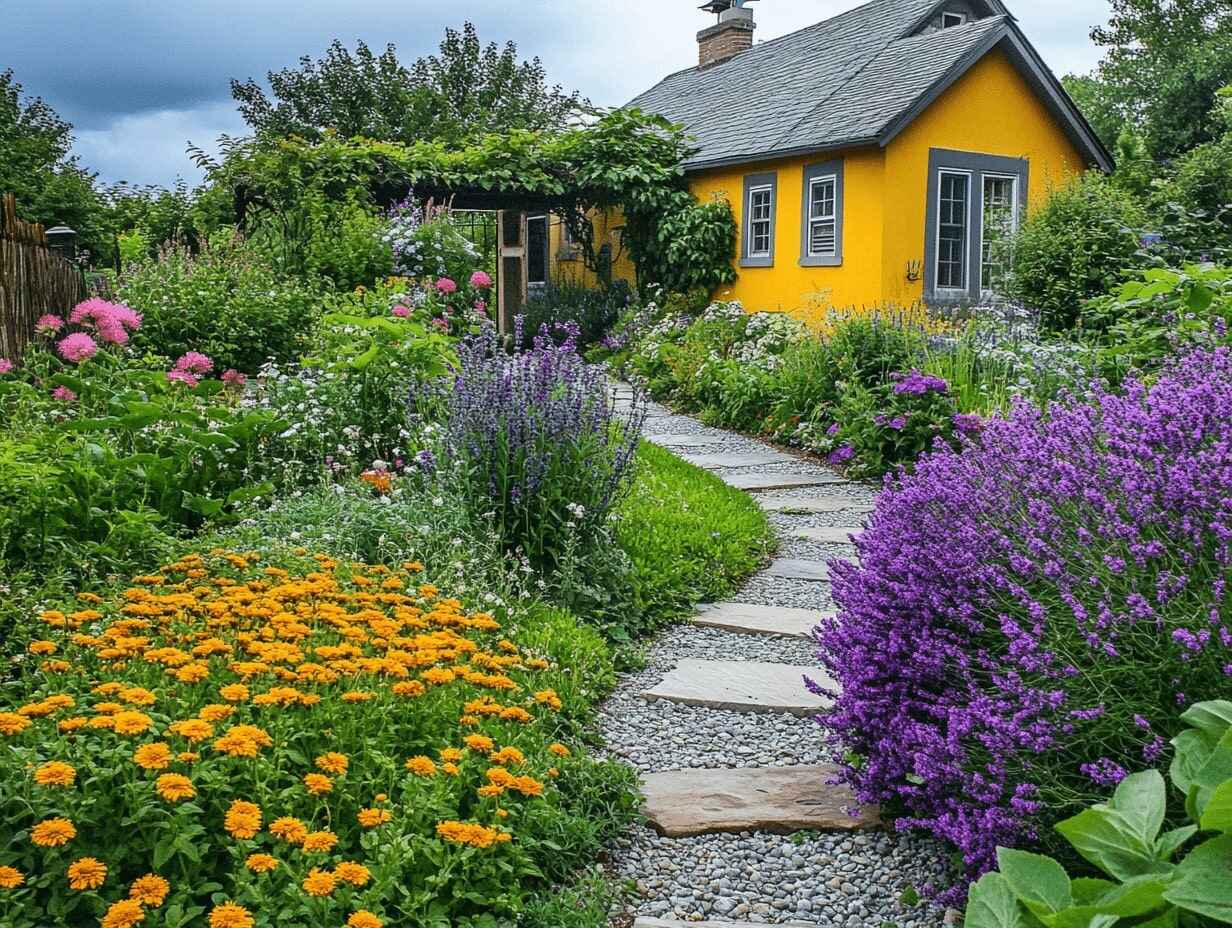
(0, 194, 88, 360)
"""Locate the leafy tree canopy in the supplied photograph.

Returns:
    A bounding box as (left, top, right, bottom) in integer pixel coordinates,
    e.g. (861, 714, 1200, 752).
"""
(230, 24, 589, 146)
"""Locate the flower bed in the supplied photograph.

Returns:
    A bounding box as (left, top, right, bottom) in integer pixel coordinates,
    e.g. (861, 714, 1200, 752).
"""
(816, 346, 1232, 885)
(0, 548, 632, 927)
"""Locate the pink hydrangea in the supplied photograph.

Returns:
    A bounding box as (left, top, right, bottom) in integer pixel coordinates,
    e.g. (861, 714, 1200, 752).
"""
(166, 369, 199, 387)
(435, 277, 457, 294)
(221, 369, 247, 388)
(391, 305, 411, 318)
(469, 270, 492, 289)
(0, 359, 12, 375)
(57, 332, 98, 364)
(69, 299, 142, 346)
(51, 385, 76, 403)
(174, 351, 213, 375)
(35, 314, 64, 335)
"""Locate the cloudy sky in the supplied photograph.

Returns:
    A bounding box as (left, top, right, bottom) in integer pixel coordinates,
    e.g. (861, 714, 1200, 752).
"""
(4, 0, 1111, 188)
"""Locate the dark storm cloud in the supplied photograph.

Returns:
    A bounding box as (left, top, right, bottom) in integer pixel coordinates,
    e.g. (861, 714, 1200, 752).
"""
(1, 0, 1111, 187)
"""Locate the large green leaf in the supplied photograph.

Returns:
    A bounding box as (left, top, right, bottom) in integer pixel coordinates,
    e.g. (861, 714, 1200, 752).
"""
(966, 872, 1025, 928)
(1181, 701, 1232, 741)
(997, 848, 1072, 917)
(1056, 771, 1168, 881)
(1200, 781, 1232, 834)
(1172, 730, 1215, 796)
(1161, 835, 1232, 923)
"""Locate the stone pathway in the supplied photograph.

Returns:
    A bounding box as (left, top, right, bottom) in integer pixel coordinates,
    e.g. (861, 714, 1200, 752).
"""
(604, 386, 950, 926)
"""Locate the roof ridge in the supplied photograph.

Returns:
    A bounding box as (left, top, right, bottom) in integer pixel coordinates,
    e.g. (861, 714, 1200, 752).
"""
(771, 0, 940, 150)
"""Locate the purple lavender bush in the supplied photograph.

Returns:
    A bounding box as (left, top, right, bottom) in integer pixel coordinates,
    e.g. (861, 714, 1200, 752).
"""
(439, 319, 646, 567)
(816, 346, 1232, 885)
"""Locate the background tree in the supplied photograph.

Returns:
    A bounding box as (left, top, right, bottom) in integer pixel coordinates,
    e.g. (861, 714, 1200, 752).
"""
(230, 24, 589, 145)
(0, 69, 106, 258)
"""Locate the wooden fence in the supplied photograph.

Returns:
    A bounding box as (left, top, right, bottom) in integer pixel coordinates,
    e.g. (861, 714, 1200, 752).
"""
(0, 193, 88, 359)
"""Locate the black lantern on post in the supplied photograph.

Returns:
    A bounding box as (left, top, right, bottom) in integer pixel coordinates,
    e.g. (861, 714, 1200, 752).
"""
(44, 225, 78, 261)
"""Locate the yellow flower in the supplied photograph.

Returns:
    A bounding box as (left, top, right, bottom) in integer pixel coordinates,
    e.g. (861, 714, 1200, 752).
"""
(168, 718, 213, 742)
(392, 680, 425, 697)
(348, 912, 383, 928)
(133, 742, 173, 770)
(358, 807, 391, 828)
(120, 687, 156, 706)
(548, 742, 571, 757)
(102, 899, 146, 928)
(219, 684, 249, 702)
(304, 772, 333, 795)
(58, 716, 88, 732)
(155, 773, 195, 803)
(224, 800, 262, 839)
(316, 752, 349, 775)
(534, 689, 562, 710)
(0, 712, 32, 736)
(490, 746, 525, 767)
(244, 853, 278, 874)
(112, 711, 154, 736)
(0, 866, 24, 889)
(67, 856, 107, 890)
(29, 640, 56, 655)
(198, 704, 233, 722)
(302, 867, 336, 897)
(334, 861, 370, 886)
(269, 817, 308, 845)
(34, 760, 76, 787)
(405, 755, 437, 777)
(436, 820, 510, 848)
(129, 874, 170, 906)
(300, 830, 338, 853)
(463, 734, 494, 753)
(208, 902, 254, 928)
(439, 747, 463, 763)
(31, 817, 76, 847)
(511, 775, 544, 797)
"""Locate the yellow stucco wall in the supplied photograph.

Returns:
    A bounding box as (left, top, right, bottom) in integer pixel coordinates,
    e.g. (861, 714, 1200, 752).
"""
(548, 211, 637, 288)
(679, 45, 1088, 312)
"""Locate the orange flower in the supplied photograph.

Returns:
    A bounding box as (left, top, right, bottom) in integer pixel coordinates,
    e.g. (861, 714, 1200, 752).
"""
(548, 742, 571, 757)
(129, 874, 170, 906)
(112, 711, 154, 736)
(29, 640, 56, 655)
(0, 866, 24, 889)
(511, 775, 544, 797)
(300, 830, 338, 853)
(198, 704, 233, 722)
(224, 800, 262, 839)
(490, 746, 525, 767)
(435, 820, 510, 848)
(304, 772, 333, 795)
(67, 856, 107, 890)
(357, 807, 391, 828)
(302, 867, 336, 897)
(168, 718, 213, 742)
(208, 902, 254, 928)
(120, 687, 156, 706)
(0, 712, 32, 736)
(269, 817, 308, 845)
(34, 760, 76, 787)
(334, 861, 370, 886)
(463, 734, 494, 753)
(219, 684, 249, 702)
(244, 853, 278, 874)
(315, 752, 348, 775)
(405, 756, 436, 777)
(102, 899, 146, 928)
(133, 742, 173, 770)
(439, 747, 463, 763)
(347, 912, 383, 928)
(155, 773, 195, 802)
(31, 817, 76, 847)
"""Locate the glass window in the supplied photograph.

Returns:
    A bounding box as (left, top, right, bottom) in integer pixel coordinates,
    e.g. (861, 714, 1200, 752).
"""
(981, 175, 1018, 294)
(807, 176, 837, 257)
(942, 11, 967, 27)
(747, 185, 773, 257)
(527, 214, 548, 286)
(936, 171, 969, 290)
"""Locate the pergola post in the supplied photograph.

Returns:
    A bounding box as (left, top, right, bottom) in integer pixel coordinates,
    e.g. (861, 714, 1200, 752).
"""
(496, 210, 528, 337)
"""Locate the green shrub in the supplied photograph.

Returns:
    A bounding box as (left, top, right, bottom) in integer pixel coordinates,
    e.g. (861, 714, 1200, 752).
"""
(119, 235, 322, 373)
(1010, 172, 1148, 332)
(521, 279, 632, 349)
(303, 202, 394, 290)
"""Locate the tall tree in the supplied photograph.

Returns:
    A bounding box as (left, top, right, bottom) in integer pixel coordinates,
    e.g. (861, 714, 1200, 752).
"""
(230, 24, 589, 145)
(0, 69, 105, 256)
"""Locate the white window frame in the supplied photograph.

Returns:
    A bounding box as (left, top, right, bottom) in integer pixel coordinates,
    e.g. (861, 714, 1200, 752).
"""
(746, 184, 774, 259)
(806, 174, 838, 258)
(941, 11, 967, 27)
(934, 168, 972, 294)
(978, 173, 1019, 295)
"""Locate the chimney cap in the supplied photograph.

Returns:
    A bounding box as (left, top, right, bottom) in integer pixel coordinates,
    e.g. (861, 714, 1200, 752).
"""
(699, 0, 757, 13)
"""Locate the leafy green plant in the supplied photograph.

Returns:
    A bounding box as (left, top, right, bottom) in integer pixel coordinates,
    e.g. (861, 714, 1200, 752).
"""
(521, 279, 632, 349)
(966, 699, 1232, 927)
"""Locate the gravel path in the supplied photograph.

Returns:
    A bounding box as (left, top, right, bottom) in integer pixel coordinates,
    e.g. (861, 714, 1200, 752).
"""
(602, 390, 953, 926)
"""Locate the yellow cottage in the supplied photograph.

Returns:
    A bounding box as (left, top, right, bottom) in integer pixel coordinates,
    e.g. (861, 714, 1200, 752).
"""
(559, 0, 1111, 311)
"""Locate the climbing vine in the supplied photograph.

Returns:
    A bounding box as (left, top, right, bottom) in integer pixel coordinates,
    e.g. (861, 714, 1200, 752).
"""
(196, 108, 737, 293)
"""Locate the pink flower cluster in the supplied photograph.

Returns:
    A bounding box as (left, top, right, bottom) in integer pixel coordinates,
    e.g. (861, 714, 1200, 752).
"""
(0, 359, 12, 375)
(69, 299, 142, 346)
(166, 351, 214, 388)
(52, 385, 76, 403)
(435, 277, 458, 295)
(57, 332, 98, 364)
(35, 314, 64, 335)
(221, 369, 246, 388)
(469, 270, 492, 289)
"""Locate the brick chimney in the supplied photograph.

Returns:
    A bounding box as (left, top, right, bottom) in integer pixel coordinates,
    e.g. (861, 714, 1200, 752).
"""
(698, 4, 755, 68)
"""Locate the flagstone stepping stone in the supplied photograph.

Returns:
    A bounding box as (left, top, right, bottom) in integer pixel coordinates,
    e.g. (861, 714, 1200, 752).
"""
(691, 602, 826, 638)
(641, 658, 833, 715)
(723, 472, 845, 491)
(639, 765, 879, 837)
(764, 557, 831, 581)
(759, 495, 874, 513)
(794, 525, 863, 544)
(647, 433, 726, 448)
(682, 450, 797, 468)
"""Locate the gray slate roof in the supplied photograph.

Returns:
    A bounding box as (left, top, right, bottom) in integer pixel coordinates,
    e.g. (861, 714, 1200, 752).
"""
(628, 0, 1105, 170)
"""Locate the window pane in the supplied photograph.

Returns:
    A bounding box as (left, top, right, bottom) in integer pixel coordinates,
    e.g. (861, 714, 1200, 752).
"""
(981, 176, 1017, 294)
(748, 186, 773, 256)
(937, 172, 968, 290)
